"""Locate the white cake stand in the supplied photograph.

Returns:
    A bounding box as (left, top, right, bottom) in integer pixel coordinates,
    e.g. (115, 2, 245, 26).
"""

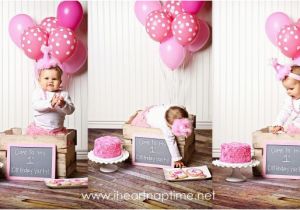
(88, 150, 129, 173)
(212, 159, 260, 182)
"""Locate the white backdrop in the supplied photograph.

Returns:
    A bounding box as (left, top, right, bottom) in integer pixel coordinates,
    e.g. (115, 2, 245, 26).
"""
(88, 0, 212, 129)
(0, 0, 88, 159)
(212, 0, 300, 157)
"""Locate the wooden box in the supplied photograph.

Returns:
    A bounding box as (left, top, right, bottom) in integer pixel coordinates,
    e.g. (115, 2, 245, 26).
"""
(0, 128, 77, 179)
(122, 114, 196, 164)
(252, 127, 300, 176)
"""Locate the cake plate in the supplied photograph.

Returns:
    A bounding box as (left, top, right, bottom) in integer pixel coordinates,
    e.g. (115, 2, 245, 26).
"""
(88, 150, 129, 173)
(212, 159, 260, 182)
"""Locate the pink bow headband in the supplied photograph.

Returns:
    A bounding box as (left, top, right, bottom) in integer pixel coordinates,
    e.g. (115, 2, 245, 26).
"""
(271, 58, 300, 81)
(35, 45, 63, 77)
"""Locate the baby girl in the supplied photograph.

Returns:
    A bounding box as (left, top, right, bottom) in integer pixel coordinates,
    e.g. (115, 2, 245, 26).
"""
(130, 105, 193, 168)
(26, 46, 75, 136)
(271, 58, 300, 134)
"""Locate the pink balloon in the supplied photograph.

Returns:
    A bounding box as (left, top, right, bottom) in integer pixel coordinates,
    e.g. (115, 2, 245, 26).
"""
(265, 12, 291, 46)
(181, 1, 205, 15)
(62, 40, 87, 74)
(162, 1, 185, 19)
(21, 26, 48, 60)
(145, 11, 172, 42)
(48, 27, 77, 63)
(172, 13, 199, 46)
(159, 37, 187, 69)
(188, 19, 210, 52)
(57, 1, 83, 30)
(277, 24, 300, 59)
(9, 14, 35, 48)
(134, 0, 162, 25)
(40, 17, 59, 34)
(61, 71, 70, 89)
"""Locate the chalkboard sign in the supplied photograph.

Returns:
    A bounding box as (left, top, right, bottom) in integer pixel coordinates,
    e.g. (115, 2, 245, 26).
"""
(132, 134, 173, 168)
(263, 142, 300, 179)
(7, 144, 56, 181)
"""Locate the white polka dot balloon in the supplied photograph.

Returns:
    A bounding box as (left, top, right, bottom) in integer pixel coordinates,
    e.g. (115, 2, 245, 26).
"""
(171, 13, 199, 46)
(162, 0, 185, 19)
(40, 17, 59, 34)
(48, 27, 77, 63)
(145, 10, 172, 42)
(277, 24, 300, 59)
(21, 26, 48, 60)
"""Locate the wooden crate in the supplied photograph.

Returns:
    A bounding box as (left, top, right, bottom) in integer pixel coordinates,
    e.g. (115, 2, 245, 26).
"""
(252, 127, 300, 176)
(0, 128, 77, 178)
(122, 114, 196, 164)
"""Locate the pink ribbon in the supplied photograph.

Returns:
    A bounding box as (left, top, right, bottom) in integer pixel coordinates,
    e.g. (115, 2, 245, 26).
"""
(271, 58, 300, 81)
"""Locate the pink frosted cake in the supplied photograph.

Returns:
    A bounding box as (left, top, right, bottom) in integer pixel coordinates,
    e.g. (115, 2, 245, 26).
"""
(93, 136, 122, 159)
(220, 142, 251, 163)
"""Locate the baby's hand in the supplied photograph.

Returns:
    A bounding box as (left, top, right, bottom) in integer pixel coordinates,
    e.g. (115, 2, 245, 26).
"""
(271, 126, 284, 134)
(174, 160, 185, 168)
(56, 96, 66, 108)
(51, 95, 60, 108)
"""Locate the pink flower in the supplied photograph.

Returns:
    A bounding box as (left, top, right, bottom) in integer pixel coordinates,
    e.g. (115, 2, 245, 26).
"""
(172, 118, 192, 137)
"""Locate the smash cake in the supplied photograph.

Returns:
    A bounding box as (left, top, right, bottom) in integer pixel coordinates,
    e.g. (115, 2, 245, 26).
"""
(220, 142, 251, 163)
(93, 136, 123, 159)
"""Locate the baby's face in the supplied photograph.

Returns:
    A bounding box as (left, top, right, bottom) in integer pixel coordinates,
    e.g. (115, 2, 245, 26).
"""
(283, 77, 300, 99)
(38, 69, 62, 92)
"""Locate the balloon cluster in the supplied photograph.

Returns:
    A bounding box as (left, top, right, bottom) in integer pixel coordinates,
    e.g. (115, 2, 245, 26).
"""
(135, 0, 210, 70)
(266, 12, 300, 59)
(8, 1, 87, 75)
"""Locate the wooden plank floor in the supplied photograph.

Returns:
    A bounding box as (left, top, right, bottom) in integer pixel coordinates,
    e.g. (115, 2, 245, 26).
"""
(212, 164, 300, 208)
(88, 129, 212, 209)
(0, 160, 98, 209)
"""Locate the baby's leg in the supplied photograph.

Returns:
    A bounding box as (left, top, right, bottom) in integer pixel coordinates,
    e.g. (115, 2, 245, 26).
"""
(127, 110, 141, 124)
(130, 110, 150, 127)
(286, 124, 300, 134)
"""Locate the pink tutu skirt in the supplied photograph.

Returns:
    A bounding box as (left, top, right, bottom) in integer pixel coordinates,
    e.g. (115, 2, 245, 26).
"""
(26, 122, 67, 136)
(287, 124, 300, 135)
(130, 106, 154, 128)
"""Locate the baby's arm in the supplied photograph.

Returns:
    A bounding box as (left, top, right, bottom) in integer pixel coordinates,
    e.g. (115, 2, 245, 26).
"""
(272, 98, 293, 132)
(56, 92, 75, 115)
(32, 90, 53, 112)
(160, 125, 183, 163)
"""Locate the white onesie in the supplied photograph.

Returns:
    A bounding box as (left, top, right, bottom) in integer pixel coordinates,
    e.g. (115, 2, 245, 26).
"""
(273, 96, 300, 127)
(32, 88, 75, 130)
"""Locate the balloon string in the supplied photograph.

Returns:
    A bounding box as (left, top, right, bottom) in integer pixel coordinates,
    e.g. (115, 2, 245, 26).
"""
(162, 68, 170, 103)
(67, 74, 72, 91)
(162, 60, 191, 106)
